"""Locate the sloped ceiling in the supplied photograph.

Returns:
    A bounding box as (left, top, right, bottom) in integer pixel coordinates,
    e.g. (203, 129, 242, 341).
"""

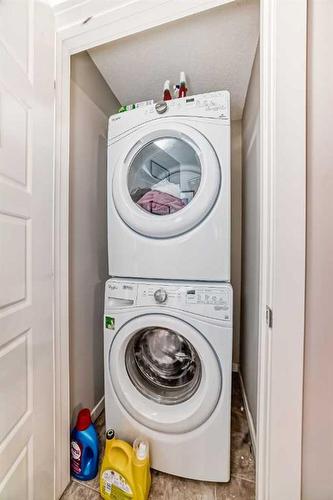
(88, 0, 259, 120)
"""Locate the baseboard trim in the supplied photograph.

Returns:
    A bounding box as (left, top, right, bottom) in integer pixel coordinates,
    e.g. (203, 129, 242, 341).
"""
(232, 362, 239, 373)
(238, 371, 256, 458)
(91, 396, 105, 422)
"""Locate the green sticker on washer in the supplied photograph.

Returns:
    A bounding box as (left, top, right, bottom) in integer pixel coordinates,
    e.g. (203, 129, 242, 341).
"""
(105, 316, 115, 330)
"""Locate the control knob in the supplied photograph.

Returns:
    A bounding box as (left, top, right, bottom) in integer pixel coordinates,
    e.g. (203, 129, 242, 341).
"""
(154, 288, 168, 304)
(155, 101, 168, 114)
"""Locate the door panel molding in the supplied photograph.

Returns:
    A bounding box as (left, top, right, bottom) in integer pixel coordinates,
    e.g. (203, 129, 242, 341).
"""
(0, 2, 55, 498)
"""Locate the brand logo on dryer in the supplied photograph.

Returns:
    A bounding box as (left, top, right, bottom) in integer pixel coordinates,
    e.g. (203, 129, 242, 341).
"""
(123, 285, 134, 290)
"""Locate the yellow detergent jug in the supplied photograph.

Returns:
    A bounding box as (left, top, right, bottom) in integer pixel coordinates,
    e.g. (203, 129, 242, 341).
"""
(100, 429, 151, 500)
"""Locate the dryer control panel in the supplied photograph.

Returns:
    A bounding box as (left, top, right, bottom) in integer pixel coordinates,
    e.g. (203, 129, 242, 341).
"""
(108, 90, 230, 142)
(105, 279, 233, 322)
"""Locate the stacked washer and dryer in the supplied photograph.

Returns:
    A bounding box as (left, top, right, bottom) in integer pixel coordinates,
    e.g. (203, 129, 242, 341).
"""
(104, 91, 233, 482)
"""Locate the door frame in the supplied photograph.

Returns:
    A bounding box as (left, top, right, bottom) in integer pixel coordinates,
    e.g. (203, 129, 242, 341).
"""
(53, 1, 307, 499)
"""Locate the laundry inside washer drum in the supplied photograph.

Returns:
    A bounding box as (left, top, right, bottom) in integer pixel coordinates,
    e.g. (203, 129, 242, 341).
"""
(125, 327, 202, 405)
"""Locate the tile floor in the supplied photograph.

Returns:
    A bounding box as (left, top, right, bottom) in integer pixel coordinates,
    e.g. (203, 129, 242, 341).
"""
(61, 373, 255, 499)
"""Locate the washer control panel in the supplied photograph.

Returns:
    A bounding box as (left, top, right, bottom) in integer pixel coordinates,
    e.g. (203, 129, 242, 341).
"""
(105, 280, 233, 322)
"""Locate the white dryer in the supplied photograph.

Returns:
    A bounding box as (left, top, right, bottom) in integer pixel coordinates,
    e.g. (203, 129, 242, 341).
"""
(104, 278, 233, 482)
(107, 91, 230, 282)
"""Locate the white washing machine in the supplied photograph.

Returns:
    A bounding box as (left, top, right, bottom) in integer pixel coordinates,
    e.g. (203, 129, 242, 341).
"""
(104, 278, 233, 482)
(107, 91, 230, 282)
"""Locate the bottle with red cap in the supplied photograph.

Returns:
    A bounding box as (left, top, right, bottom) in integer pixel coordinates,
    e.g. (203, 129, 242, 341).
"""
(70, 408, 99, 480)
(163, 80, 172, 101)
(178, 71, 187, 98)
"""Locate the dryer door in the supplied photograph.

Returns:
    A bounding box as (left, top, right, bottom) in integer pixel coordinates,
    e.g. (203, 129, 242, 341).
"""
(109, 314, 222, 433)
(112, 122, 221, 238)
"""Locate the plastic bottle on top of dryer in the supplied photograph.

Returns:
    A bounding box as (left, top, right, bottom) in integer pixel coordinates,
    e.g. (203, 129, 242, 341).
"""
(163, 80, 172, 101)
(178, 71, 187, 98)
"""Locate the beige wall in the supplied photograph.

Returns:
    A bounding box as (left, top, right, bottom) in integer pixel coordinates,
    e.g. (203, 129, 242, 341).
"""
(302, 2, 333, 498)
(231, 120, 242, 364)
(70, 51, 118, 116)
(69, 52, 120, 423)
(240, 45, 260, 426)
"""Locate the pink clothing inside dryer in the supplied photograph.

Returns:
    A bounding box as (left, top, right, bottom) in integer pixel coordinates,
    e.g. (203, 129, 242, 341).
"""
(137, 190, 185, 215)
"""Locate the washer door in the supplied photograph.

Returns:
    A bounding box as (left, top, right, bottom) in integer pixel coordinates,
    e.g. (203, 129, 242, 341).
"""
(112, 123, 221, 238)
(109, 314, 222, 433)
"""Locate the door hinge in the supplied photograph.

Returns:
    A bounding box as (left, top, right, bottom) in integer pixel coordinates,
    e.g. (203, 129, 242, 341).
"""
(266, 306, 273, 328)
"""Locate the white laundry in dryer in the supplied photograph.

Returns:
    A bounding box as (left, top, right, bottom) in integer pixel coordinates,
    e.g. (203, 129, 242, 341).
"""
(107, 91, 231, 282)
(104, 278, 233, 482)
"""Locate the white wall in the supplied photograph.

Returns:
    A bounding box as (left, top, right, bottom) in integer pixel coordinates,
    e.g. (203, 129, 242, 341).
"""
(302, 2, 333, 498)
(231, 120, 242, 364)
(240, 45, 260, 426)
(69, 52, 120, 423)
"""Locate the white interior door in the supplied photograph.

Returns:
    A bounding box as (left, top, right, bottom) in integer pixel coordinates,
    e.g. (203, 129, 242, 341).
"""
(0, 2, 55, 499)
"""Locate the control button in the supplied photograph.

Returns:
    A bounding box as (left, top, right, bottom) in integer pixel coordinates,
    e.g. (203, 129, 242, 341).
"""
(155, 101, 168, 114)
(154, 288, 168, 304)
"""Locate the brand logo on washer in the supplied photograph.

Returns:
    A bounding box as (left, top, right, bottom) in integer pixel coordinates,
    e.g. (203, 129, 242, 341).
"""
(123, 285, 133, 290)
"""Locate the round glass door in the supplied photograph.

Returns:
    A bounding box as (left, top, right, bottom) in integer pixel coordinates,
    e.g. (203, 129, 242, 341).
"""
(125, 326, 201, 405)
(112, 124, 221, 238)
(109, 314, 222, 433)
(128, 137, 201, 216)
